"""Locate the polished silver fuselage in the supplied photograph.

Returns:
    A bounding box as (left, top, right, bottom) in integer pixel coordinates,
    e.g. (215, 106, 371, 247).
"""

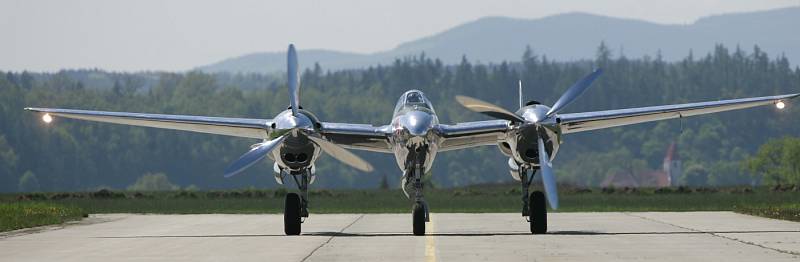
(386, 91, 561, 175)
(388, 91, 440, 173)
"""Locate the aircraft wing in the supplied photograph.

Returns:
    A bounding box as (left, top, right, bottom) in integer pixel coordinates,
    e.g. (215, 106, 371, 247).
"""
(320, 122, 393, 153)
(320, 120, 510, 153)
(25, 107, 271, 139)
(436, 120, 509, 151)
(558, 93, 799, 134)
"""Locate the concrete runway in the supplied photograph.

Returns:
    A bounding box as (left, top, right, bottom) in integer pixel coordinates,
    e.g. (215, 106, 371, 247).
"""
(1, 212, 799, 261)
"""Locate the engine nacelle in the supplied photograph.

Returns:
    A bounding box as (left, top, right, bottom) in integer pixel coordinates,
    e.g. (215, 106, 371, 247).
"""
(278, 134, 319, 171)
(503, 126, 559, 168)
(514, 127, 541, 164)
(501, 104, 559, 166)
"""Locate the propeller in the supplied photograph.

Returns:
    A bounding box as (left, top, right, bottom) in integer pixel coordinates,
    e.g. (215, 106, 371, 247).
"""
(537, 136, 558, 209)
(224, 130, 373, 178)
(546, 69, 602, 117)
(454, 95, 525, 123)
(454, 69, 602, 210)
(456, 69, 601, 123)
(224, 134, 288, 178)
(222, 44, 373, 178)
(288, 44, 300, 116)
(307, 135, 374, 172)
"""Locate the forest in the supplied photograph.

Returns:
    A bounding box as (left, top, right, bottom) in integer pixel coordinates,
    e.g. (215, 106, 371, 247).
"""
(1, 43, 799, 192)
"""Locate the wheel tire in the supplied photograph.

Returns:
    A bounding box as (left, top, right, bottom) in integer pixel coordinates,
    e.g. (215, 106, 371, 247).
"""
(412, 203, 426, 236)
(284, 193, 302, 235)
(530, 191, 547, 234)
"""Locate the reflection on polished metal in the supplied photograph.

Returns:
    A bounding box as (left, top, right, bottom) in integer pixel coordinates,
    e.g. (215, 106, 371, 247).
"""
(23, 42, 800, 235)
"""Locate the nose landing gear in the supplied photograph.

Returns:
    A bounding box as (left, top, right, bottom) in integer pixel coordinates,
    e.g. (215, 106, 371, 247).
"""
(402, 144, 430, 236)
(403, 165, 429, 236)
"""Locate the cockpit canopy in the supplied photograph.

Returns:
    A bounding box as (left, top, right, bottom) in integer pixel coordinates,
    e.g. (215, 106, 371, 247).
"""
(395, 90, 435, 114)
(406, 92, 424, 103)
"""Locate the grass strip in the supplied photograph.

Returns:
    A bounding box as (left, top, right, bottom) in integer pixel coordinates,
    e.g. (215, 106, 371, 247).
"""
(735, 204, 800, 222)
(0, 202, 85, 232)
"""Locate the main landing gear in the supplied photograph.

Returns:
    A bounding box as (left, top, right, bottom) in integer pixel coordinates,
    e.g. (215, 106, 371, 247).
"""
(284, 168, 311, 235)
(519, 166, 547, 234)
(284, 193, 301, 235)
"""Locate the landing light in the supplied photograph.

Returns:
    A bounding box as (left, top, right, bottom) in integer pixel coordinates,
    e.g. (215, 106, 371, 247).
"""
(776, 101, 786, 110)
(42, 113, 53, 123)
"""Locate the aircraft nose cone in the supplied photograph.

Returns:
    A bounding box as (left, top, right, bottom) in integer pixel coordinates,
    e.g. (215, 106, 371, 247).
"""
(402, 111, 434, 136)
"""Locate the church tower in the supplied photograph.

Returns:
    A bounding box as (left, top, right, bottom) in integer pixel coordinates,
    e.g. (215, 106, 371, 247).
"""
(663, 142, 682, 186)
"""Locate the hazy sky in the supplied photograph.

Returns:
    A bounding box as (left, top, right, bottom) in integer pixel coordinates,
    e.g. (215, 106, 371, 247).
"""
(1, 0, 798, 72)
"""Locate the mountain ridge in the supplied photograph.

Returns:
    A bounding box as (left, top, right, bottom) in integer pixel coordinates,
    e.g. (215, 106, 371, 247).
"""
(198, 7, 800, 74)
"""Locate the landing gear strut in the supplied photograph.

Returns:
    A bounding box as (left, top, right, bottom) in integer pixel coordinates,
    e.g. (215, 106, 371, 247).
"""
(284, 168, 311, 235)
(519, 165, 547, 234)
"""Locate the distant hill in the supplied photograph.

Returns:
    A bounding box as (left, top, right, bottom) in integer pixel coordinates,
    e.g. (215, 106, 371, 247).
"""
(197, 7, 800, 74)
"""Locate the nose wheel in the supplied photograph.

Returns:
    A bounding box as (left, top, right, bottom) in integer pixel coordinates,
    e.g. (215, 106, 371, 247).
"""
(412, 202, 427, 236)
(403, 152, 430, 236)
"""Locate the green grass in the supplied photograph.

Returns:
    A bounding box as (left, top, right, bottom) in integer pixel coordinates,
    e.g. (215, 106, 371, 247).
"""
(0, 202, 85, 232)
(735, 203, 800, 222)
(3, 186, 799, 215)
(1, 186, 798, 231)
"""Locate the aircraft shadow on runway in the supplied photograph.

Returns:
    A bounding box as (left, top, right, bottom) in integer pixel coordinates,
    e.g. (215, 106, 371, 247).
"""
(92, 230, 800, 238)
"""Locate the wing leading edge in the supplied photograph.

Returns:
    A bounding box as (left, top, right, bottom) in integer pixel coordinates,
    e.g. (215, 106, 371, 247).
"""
(320, 122, 393, 153)
(437, 120, 509, 151)
(558, 93, 799, 134)
(25, 107, 271, 139)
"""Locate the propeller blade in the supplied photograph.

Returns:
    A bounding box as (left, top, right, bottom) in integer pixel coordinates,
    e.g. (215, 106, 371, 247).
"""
(546, 69, 603, 117)
(288, 44, 300, 116)
(307, 135, 374, 172)
(224, 135, 288, 178)
(455, 95, 525, 123)
(537, 136, 559, 209)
